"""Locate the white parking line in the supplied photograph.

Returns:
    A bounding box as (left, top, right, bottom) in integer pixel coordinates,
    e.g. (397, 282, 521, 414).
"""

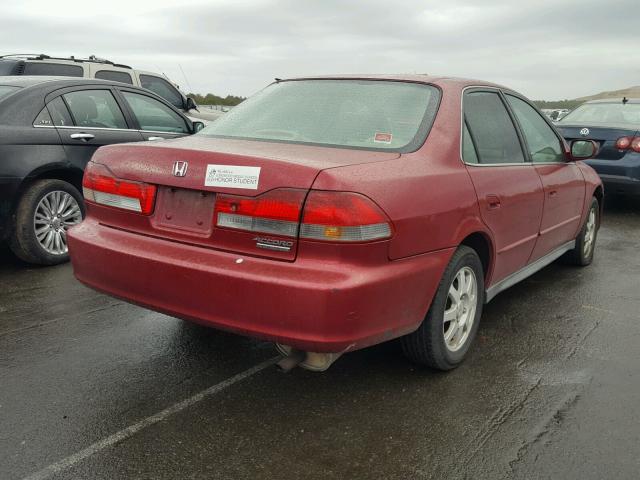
(21, 357, 278, 480)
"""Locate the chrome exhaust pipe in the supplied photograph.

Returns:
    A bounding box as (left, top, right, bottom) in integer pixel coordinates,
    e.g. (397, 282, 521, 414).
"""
(276, 348, 305, 373)
(275, 344, 343, 372)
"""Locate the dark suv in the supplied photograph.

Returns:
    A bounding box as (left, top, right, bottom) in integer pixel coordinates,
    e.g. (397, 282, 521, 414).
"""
(0, 76, 203, 265)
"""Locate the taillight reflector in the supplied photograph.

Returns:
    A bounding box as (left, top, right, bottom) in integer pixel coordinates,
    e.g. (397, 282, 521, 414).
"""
(82, 162, 156, 215)
(631, 137, 640, 153)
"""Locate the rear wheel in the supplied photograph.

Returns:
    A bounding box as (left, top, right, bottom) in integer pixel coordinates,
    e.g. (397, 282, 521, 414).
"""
(401, 246, 484, 370)
(566, 197, 599, 266)
(9, 179, 84, 265)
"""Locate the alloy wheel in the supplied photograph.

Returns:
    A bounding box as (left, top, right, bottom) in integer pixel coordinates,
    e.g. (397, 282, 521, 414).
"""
(443, 266, 478, 352)
(33, 190, 82, 255)
(583, 207, 597, 258)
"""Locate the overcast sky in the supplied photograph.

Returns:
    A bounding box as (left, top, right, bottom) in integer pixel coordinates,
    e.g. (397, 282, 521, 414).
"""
(1, 0, 638, 100)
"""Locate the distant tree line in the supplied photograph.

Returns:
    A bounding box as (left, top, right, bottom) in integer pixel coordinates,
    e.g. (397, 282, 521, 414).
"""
(187, 93, 246, 106)
(532, 99, 584, 110)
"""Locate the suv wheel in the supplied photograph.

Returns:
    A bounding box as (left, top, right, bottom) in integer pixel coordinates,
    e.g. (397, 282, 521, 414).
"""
(9, 179, 85, 265)
(401, 246, 484, 370)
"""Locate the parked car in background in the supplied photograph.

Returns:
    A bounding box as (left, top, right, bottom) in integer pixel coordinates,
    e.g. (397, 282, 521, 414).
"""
(0, 76, 204, 265)
(0, 54, 222, 123)
(68, 75, 602, 372)
(550, 109, 570, 121)
(556, 98, 640, 196)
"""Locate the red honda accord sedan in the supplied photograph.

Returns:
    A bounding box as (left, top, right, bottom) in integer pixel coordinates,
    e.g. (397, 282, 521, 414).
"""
(68, 75, 602, 371)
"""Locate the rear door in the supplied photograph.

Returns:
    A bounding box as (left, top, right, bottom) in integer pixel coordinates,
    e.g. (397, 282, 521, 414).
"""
(463, 89, 544, 284)
(116, 88, 192, 141)
(504, 94, 585, 260)
(46, 86, 143, 170)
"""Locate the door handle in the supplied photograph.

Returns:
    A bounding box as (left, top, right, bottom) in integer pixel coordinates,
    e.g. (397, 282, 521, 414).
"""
(487, 194, 501, 210)
(147, 136, 165, 141)
(69, 133, 95, 141)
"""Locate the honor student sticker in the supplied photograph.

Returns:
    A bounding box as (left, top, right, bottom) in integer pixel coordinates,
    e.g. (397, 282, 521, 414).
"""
(205, 165, 261, 190)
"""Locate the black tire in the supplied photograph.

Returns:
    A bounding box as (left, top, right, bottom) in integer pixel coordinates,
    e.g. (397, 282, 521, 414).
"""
(566, 197, 599, 266)
(401, 246, 484, 371)
(9, 179, 85, 265)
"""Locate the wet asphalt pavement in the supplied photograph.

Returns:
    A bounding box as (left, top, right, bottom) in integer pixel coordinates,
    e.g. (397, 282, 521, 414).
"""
(1, 198, 639, 480)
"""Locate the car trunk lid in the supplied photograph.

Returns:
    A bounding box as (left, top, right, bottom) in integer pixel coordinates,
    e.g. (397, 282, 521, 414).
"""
(88, 136, 400, 261)
(556, 123, 639, 160)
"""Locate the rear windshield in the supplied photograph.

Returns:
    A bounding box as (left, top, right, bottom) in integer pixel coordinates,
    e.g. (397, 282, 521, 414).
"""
(560, 102, 640, 127)
(0, 85, 20, 101)
(198, 80, 440, 152)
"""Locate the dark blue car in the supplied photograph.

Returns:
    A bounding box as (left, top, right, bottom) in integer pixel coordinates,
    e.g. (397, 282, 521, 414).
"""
(556, 98, 640, 196)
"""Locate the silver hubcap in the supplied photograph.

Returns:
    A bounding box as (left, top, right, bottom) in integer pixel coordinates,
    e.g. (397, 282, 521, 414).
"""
(443, 266, 478, 352)
(34, 191, 82, 255)
(583, 208, 597, 258)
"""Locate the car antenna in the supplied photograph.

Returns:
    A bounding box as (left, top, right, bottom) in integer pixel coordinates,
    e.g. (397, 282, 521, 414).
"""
(178, 63, 194, 94)
(622, 96, 628, 105)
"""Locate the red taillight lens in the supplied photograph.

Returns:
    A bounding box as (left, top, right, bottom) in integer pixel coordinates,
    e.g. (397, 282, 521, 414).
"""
(82, 162, 156, 215)
(615, 136, 633, 150)
(214, 189, 306, 237)
(213, 189, 393, 243)
(631, 137, 640, 153)
(300, 191, 392, 242)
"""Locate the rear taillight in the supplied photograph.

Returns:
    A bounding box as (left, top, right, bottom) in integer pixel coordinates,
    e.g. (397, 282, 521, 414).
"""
(615, 136, 640, 152)
(615, 136, 633, 150)
(82, 162, 156, 215)
(300, 191, 392, 242)
(214, 189, 392, 242)
(214, 189, 306, 237)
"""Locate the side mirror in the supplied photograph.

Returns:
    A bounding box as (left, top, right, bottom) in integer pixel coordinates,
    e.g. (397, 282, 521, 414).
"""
(192, 121, 205, 133)
(185, 97, 198, 111)
(570, 139, 598, 160)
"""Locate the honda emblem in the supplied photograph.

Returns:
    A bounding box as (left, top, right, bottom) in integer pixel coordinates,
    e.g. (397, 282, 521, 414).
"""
(173, 161, 188, 177)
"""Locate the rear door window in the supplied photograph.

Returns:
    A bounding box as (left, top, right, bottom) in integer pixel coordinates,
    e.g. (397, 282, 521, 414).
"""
(121, 91, 189, 133)
(95, 70, 134, 84)
(33, 107, 54, 127)
(464, 91, 525, 164)
(47, 97, 74, 127)
(506, 95, 564, 163)
(63, 90, 128, 129)
(23, 62, 83, 77)
(139, 74, 184, 109)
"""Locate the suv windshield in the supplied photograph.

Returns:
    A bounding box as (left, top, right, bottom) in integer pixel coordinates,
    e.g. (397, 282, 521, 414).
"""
(198, 80, 440, 152)
(0, 85, 20, 100)
(560, 102, 640, 127)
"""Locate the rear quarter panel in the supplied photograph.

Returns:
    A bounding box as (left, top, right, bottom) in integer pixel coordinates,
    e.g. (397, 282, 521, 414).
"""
(311, 82, 491, 262)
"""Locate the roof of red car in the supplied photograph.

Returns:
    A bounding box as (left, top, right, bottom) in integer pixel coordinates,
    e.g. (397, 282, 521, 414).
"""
(283, 74, 507, 90)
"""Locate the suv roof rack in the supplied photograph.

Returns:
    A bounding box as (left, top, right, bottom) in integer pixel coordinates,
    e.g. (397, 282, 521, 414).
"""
(0, 54, 132, 69)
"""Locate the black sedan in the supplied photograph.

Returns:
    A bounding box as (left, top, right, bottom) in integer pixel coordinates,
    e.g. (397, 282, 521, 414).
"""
(556, 98, 640, 197)
(0, 76, 204, 265)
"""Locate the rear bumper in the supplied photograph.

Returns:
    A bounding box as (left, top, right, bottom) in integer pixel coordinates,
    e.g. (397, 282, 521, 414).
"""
(598, 174, 640, 196)
(585, 153, 640, 195)
(68, 219, 452, 353)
